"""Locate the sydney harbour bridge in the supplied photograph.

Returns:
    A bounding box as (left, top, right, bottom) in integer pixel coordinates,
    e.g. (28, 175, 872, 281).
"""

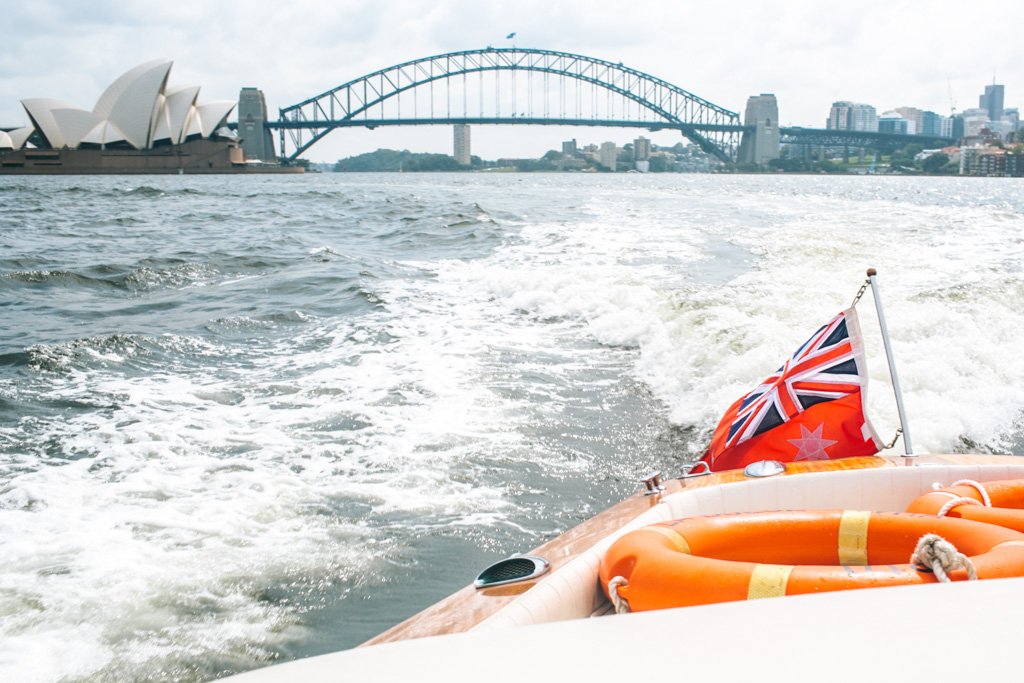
(263, 47, 953, 165)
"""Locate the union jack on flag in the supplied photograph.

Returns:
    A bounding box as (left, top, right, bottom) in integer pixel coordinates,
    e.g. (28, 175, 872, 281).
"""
(700, 307, 883, 472)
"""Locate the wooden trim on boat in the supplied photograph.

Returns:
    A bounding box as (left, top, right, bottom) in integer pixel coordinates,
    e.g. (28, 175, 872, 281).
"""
(361, 454, 1016, 646)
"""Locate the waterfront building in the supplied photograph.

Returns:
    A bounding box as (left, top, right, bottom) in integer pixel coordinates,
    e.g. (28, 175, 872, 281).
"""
(960, 145, 982, 175)
(0, 126, 33, 150)
(633, 136, 651, 161)
(238, 88, 276, 161)
(453, 124, 471, 165)
(598, 141, 617, 170)
(962, 146, 1021, 177)
(958, 136, 1024, 176)
(562, 139, 577, 157)
(0, 60, 299, 174)
(11, 60, 236, 152)
(940, 146, 962, 165)
(632, 137, 652, 172)
(979, 84, 1005, 121)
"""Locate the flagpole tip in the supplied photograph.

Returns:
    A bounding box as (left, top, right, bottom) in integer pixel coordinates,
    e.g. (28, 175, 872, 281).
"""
(866, 267, 877, 277)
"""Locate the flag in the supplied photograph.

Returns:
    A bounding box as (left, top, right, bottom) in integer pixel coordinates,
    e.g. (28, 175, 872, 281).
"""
(506, 32, 517, 39)
(698, 307, 884, 472)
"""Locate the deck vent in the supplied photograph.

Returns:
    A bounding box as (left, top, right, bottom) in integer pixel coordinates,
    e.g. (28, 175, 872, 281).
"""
(474, 555, 550, 589)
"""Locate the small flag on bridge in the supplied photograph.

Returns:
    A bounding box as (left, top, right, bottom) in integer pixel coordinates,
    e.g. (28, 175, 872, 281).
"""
(506, 32, 517, 39)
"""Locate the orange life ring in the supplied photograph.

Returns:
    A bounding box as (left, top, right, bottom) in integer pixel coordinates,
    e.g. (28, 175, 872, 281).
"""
(599, 509, 1024, 612)
(907, 479, 1024, 532)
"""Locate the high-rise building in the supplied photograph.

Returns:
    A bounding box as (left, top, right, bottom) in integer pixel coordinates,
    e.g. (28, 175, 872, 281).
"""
(238, 88, 277, 161)
(893, 107, 923, 135)
(895, 107, 947, 137)
(562, 139, 577, 157)
(920, 111, 942, 137)
(962, 107, 991, 137)
(633, 136, 651, 161)
(827, 101, 852, 130)
(827, 101, 878, 132)
(939, 115, 956, 139)
(598, 141, 618, 170)
(1003, 108, 1020, 132)
(851, 105, 879, 132)
(950, 114, 965, 140)
(453, 124, 471, 165)
(878, 112, 909, 135)
(979, 84, 1005, 121)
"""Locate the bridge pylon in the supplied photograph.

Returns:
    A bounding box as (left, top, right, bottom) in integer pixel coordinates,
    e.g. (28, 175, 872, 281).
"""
(737, 94, 780, 167)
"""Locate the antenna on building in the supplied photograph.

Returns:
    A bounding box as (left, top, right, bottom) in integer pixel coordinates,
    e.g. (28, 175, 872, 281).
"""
(946, 76, 957, 115)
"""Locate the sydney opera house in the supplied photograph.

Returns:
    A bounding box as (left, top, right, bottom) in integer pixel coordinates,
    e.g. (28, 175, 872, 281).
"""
(0, 60, 294, 173)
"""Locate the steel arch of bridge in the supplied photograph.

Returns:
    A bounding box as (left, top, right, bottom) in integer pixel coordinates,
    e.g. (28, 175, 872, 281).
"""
(275, 47, 742, 163)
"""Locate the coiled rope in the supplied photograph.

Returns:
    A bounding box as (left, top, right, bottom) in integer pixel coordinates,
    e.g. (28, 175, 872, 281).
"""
(607, 576, 631, 614)
(910, 533, 977, 582)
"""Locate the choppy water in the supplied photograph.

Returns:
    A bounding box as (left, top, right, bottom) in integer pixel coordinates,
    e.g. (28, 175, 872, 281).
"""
(1, 172, 1023, 681)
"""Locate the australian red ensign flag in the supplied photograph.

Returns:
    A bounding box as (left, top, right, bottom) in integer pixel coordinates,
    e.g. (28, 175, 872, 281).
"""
(699, 307, 884, 472)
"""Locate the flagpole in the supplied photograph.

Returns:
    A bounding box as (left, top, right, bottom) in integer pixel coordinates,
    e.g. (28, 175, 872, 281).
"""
(866, 268, 915, 459)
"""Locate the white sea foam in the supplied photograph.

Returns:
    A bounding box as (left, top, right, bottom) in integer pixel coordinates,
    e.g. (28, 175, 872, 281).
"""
(435, 176, 1024, 456)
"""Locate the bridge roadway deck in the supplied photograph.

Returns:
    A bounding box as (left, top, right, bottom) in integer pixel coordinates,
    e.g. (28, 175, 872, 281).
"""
(258, 118, 953, 151)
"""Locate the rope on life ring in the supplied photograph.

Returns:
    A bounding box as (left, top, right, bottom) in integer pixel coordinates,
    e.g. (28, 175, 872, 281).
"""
(910, 533, 977, 582)
(949, 479, 992, 507)
(607, 576, 630, 614)
(936, 496, 983, 518)
(910, 478, 1024, 532)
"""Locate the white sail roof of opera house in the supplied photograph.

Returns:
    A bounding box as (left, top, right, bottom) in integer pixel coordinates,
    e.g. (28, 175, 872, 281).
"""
(10, 60, 236, 151)
(153, 86, 201, 145)
(0, 126, 34, 150)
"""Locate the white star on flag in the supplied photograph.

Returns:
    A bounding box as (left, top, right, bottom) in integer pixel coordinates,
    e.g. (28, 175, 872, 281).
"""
(788, 423, 838, 461)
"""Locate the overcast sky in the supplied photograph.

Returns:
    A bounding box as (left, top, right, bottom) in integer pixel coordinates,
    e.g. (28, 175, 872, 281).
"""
(2, 0, 1021, 162)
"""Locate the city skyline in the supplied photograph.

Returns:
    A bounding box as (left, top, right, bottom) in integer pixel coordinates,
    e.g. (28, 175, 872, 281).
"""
(1, 0, 1021, 162)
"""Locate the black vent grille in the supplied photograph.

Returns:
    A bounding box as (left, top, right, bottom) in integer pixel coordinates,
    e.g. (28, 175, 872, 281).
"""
(474, 555, 549, 588)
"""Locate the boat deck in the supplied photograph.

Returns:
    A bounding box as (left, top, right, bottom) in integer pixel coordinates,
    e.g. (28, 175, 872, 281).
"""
(363, 453, 1014, 645)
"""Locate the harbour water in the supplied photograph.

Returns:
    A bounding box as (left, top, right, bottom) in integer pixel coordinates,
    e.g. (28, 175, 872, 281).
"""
(1, 172, 1023, 681)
